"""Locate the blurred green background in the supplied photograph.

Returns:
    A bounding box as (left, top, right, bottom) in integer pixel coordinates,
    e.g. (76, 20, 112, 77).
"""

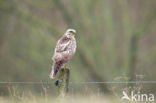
(0, 0, 156, 96)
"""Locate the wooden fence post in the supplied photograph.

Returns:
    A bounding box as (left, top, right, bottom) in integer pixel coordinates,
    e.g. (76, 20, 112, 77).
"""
(55, 68, 70, 97)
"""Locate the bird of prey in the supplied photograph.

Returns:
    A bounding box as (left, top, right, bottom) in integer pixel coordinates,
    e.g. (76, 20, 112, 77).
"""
(49, 29, 77, 79)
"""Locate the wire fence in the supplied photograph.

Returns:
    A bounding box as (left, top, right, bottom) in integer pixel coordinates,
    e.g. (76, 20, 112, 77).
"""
(0, 81, 156, 85)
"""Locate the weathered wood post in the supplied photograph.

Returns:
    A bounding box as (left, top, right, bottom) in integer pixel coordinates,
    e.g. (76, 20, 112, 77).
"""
(55, 68, 70, 97)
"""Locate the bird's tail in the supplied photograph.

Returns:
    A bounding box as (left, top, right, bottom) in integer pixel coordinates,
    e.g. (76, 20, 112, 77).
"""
(49, 61, 63, 79)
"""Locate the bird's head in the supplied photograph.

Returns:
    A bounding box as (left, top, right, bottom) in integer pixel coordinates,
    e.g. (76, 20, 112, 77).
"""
(65, 29, 76, 38)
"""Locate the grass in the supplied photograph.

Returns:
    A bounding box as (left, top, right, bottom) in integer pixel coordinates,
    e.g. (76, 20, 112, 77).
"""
(0, 76, 147, 103)
(0, 94, 135, 103)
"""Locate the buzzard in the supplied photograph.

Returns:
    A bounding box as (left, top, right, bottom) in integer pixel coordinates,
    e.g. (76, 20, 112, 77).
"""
(49, 29, 77, 79)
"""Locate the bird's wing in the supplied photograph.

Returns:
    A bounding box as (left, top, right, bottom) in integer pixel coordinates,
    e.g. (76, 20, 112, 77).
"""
(55, 36, 71, 53)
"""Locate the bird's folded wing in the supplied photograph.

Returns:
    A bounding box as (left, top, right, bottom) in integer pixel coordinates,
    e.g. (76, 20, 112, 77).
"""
(55, 39, 71, 53)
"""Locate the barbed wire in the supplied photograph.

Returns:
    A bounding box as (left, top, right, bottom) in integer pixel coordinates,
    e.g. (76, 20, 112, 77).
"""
(0, 81, 156, 85)
(70, 81, 156, 84)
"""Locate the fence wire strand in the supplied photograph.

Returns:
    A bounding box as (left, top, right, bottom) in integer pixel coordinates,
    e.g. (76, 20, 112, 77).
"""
(0, 81, 156, 85)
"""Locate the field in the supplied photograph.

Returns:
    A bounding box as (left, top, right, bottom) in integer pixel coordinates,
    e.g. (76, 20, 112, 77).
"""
(0, 94, 133, 103)
(0, 0, 156, 102)
(0, 84, 148, 103)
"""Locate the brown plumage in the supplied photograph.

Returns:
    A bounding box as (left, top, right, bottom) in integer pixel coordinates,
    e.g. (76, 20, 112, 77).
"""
(49, 29, 77, 79)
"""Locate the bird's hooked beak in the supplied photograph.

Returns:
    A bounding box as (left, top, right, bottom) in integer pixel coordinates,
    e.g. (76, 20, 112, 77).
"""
(71, 30, 76, 35)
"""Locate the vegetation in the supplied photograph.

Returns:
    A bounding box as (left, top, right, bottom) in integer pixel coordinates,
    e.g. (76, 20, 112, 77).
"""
(0, 0, 156, 101)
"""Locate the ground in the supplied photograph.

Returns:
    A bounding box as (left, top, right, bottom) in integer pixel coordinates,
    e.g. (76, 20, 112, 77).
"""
(0, 94, 139, 103)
